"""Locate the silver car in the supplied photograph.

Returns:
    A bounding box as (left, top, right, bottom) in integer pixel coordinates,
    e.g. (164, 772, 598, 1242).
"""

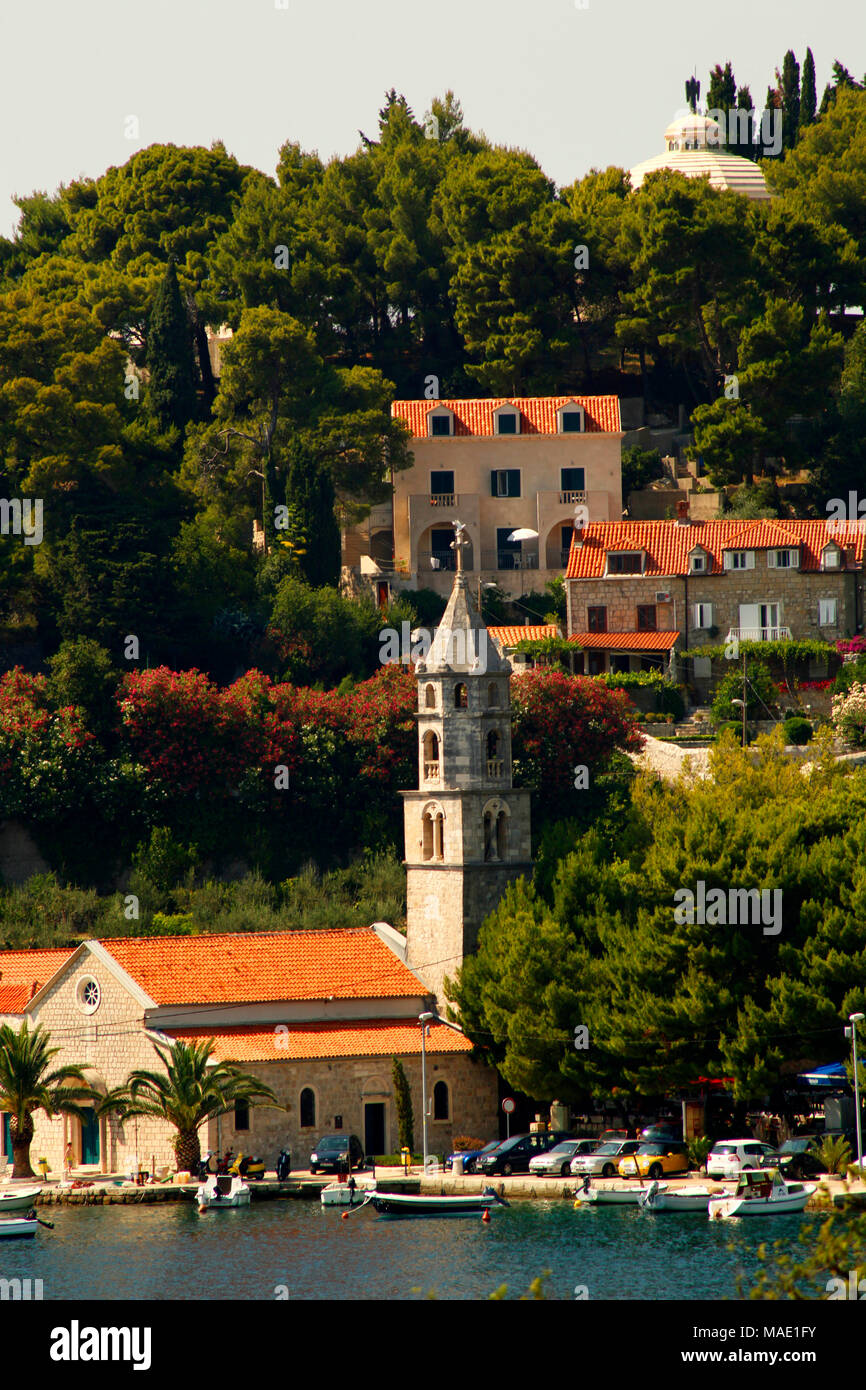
(571, 1139, 642, 1178)
(528, 1139, 599, 1177)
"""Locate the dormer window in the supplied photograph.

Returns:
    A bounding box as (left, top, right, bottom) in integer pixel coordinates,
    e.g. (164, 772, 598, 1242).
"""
(557, 403, 585, 434)
(689, 548, 708, 573)
(606, 551, 643, 575)
(427, 406, 454, 437)
(493, 405, 520, 435)
(822, 544, 841, 570)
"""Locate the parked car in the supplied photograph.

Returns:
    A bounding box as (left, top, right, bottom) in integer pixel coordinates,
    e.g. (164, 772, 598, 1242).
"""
(618, 1141, 690, 1180)
(529, 1139, 599, 1177)
(478, 1131, 571, 1177)
(767, 1138, 831, 1181)
(571, 1140, 642, 1179)
(706, 1139, 776, 1180)
(309, 1134, 365, 1174)
(444, 1141, 500, 1174)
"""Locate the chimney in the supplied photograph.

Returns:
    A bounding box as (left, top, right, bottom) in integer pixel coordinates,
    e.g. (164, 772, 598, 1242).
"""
(676, 497, 691, 525)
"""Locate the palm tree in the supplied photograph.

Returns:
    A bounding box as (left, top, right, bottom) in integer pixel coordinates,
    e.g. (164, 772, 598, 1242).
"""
(99, 1038, 282, 1172)
(0, 1022, 97, 1178)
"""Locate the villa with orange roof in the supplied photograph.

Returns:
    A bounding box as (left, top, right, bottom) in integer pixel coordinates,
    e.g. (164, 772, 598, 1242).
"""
(343, 395, 623, 603)
(564, 517, 866, 678)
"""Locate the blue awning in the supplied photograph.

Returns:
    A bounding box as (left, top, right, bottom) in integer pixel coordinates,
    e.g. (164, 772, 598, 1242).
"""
(797, 1061, 847, 1087)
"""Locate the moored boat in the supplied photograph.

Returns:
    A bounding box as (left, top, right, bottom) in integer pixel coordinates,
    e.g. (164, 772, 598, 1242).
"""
(320, 1176, 377, 1207)
(0, 1185, 43, 1213)
(708, 1168, 816, 1219)
(368, 1187, 508, 1218)
(638, 1180, 718, 1212)
(195, 1175, 251, 1211)
(0, 1215, 39, 1239)
(574, 1179, 644, 1206)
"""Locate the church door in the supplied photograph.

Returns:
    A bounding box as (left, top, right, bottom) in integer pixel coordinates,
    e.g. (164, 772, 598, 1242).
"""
(364, 1103, 386, 1159)
(80, 1109, 100, 1165)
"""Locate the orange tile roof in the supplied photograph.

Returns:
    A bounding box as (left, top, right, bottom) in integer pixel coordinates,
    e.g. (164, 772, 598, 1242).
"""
(167, 1020, 474, 1062)
(488, 625, 560, 648)
(566, 519, 866, 579)
(101, 929, 424, 1006)
(570, 631, 680, 651)
(0, 947, 76, 1011)
(392, 396, 621, 436)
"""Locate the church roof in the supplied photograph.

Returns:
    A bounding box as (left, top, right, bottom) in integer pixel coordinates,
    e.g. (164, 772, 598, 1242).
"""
(417, 572, 509, 676)
(167, 1019, 474, 1061)
(630, 151, 771, 201)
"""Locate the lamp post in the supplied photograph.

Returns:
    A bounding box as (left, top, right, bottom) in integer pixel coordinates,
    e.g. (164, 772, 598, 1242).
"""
(850, 1012, 865, 1177)
(731, 697, 746, 748)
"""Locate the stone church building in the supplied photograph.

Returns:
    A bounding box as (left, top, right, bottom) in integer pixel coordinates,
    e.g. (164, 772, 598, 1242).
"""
(0, 542, 530, 1175)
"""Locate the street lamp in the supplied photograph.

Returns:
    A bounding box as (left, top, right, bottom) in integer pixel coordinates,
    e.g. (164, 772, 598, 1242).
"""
(418, 1012, 465, 1171)
(731, 697, 746, 748)
(478, 580, 497, 613)
(849, 1012, 865, 1176)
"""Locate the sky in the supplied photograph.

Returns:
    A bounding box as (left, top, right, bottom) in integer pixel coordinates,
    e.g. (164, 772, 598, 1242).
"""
(1, 0, 863, 236)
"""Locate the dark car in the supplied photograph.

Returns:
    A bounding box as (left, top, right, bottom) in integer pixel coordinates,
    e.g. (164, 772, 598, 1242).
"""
(444, 1141, 500, 1174)
(478, 1131, 571, 1177)
(768, 1138, 830, 1181)
(309, 1134, 364, 1174)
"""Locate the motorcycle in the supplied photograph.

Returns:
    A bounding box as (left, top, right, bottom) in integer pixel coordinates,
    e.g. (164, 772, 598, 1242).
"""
(276, 1148, 292, 1181)
(229, 1151, 266, 1181)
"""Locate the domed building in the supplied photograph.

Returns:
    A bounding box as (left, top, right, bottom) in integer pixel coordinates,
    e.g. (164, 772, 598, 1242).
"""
(630, 113, 772, 202)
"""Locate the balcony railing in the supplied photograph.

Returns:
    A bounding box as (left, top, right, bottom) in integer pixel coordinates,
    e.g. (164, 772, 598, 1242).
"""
(725, 626, 793, 643)
(428, 493, 456, 507)
(486, 758, 504, 778)
(546, 548, 573, 569)
(559, 490, 587, 505)
(481, 550, 540, 571)
(424, 761, 440, 782)
(419, 549, 457, 572)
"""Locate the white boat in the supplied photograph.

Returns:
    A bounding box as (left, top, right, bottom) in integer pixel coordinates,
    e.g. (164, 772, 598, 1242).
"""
(574, 1181, 644, 1206)
(638, 1180, 719, 1212)
(708, 1168, 816, 1219)
(0, 1185, 42, 1213)
(320, 1177, 377, 1207)
(0, 1216, 39, 1239)
(195, 1175, 251, 1211)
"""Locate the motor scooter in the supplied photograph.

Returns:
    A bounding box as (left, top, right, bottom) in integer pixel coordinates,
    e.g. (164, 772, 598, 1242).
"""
(276, 1148, 292, 1181)
(230, 1151, 266, 1181)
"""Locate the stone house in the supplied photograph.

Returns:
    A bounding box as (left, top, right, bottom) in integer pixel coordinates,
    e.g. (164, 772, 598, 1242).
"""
(565, 518, 866, 680)
(343, 395, 623, 603)
(0, 927, 498, 1175)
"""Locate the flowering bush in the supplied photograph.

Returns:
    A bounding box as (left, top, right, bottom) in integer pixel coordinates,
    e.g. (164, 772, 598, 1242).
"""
(836, 637, 866, 655)
(832, 683, 866, 749)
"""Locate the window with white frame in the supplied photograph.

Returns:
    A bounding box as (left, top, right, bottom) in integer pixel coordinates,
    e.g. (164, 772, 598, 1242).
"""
(724, 550, 754, 570)
(822, 546, 841, 569)
(818, 598, 837, 626)
(768, 548, 799, 569)
(693, 602, 713, 629)
(690, 551, 707, 573)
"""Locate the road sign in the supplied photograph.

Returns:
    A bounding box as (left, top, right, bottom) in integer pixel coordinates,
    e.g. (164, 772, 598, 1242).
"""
(502, 1098, 516, 1114)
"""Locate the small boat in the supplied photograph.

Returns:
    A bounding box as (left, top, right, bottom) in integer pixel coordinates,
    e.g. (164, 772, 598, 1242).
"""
(320, 1176, 377, 1207)
(638, 1180, 718, 1212)
(573, 1177, 644, 1206)
(0, 1185, 43, 1213)
(708, 1168, 816, 1220)
(195, 1175, 251, 1211)
(0, 1215, 39, 1239)
(367, 1187, 508, 1218)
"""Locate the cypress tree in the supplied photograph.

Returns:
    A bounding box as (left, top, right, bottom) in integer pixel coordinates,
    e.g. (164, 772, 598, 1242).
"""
(735, 85, 755, 160)
(392, 1057, 415, 1155)
(685, 76, 701, 113)
(283, 437, 340, 588)
(779, 50, 801, 152)
(146, 259, 197, 434)
(800, 48, 817, 129)
(706, 63, 737, 148)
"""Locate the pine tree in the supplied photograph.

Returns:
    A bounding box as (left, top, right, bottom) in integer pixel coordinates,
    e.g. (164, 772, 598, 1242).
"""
(146, 260, 197, 434)
(392, 1057, 414, 1155)
(800, 48, 817, 129)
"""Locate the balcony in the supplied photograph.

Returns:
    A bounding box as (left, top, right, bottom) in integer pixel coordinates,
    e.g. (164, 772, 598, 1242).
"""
(546, 547, 573, 569)
(424, 761, 440, 782)
(481, 550, 539, 571)
(419, 550, 458, 573)
(725, 626, 793, 643)
(486, 758, 504, 778)
(558, 490, 588, 505)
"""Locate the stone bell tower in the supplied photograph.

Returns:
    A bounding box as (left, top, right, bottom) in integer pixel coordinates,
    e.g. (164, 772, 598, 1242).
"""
(402, 523, 532, 1008)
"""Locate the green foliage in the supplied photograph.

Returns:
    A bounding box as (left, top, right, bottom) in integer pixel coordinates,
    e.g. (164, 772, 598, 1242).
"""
(782, 716, 813, 745)
(45, 637, 119, 736)
(833, 655, 866, 695)
(146, 260, 197, 434)
(391, 1057, 415, 1154)
(131, 827, 197, 893)
(711, 662, 779, 723)
(0, 1022, 96, 1177)
(686, 1136, 713, 1169)
(816, 1134, 851, 1176)
(739, 1210, 866, 1300)
(621, 446, 664, 498)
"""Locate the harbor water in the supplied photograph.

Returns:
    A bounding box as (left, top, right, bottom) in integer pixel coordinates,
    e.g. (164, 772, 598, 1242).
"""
(0, 1197, 820, 1300)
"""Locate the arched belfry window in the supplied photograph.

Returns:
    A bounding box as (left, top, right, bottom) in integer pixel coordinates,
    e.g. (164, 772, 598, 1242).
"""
(425, 684, 436, 709)
(454, 682, 468, 709)
(488, 683, 499, 708)
(496, 810, 508, 860)
(433, 1080, 450, 1120)
(422, 804, 445, 862)
(423, 730, 440, 781)
(486, 729, 503, 777)
(483, 799, 510, 861)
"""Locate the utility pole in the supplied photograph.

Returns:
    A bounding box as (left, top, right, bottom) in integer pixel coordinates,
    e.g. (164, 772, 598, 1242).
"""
(741, 652, 747, 748)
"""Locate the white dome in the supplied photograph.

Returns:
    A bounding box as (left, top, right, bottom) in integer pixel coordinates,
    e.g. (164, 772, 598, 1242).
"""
(629, 112, 772, 203)
(663, 113, 722, 150)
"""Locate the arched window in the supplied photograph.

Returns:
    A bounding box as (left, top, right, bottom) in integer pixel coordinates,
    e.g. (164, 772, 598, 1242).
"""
(488, 683, 499, 708)
(434, 812, 445, 861)
(454, 682, 468, 709)
(425, 684, 436, 709)
(300, 1088, 316, 1129)
(422, 811, 434, 861)
(433, 1080, 450, 1121)
(483, 810, 495, 861)
(423, 730, 439, 780)
(496, 810, 508, 860)
(234, 1098, 250, 1132)
(487, 730, 499, 758)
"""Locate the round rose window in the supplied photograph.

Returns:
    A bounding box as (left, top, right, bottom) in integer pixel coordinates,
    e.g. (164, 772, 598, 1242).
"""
(76, 977, 101, 1015)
